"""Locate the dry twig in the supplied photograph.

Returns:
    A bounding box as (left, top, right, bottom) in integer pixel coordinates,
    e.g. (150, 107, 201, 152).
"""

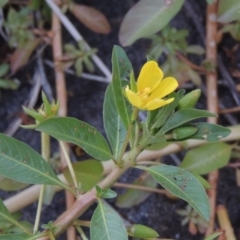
(52, 13, 76, 240)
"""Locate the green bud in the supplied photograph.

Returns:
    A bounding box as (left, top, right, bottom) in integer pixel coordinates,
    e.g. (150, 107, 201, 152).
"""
(178, 89, 201, 109)
(172, 126, 198, 140)
(130, 70, 137, 92)
(128, 224, 159, 238)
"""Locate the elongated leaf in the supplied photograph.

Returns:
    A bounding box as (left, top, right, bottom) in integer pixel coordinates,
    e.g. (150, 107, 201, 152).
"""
(0, 234, 32, 240)
(90, 199, 128, 240)
(111, 46, 132, 129)
(103, 83, 127, 159)
(36, 117, 113, 161)
(191, 122, 231, 141)
(143, 165, 210, 220)
(119, 0, 184, 46)
(0, 198, 16, 223)
(116, 174, 157, 208)
(0, 176, 28, 191)
(0, 0, 8, 8)
(63, 159, 103, 192)
(160, 109, 217, 134)
(180, 142, 231, 175)
(217, 0, 240, 23)
(10, 39, 40, 74)
(0, 134, 62, 186)
(204, 232, 223, 240)
(69, 4, 111, 34)
(0, 198, 30, 235)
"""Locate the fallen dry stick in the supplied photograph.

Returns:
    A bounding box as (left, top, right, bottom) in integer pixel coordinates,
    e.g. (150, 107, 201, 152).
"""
(217, 205, 236, 240)
(52, 13, 76, 240)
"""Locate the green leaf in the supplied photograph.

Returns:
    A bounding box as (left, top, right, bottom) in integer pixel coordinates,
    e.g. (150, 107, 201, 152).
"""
(103, 83, 127, 159)
(180, 142, 231, 175)
(204, 232, 223, 240)
(63, 160, 103, 192)
(119, 0, 185, 46)
(111, 46, 132, 129)
(0, 198, 30, 235)
(159, 109, 217, 134)
(0, 64, 9, 78)
(143, 165, 210, 220)
(191, 173, 211, 189)
(148, 92, 179, 130)
(36, 117, 113, 161)
(0, 176, 28, 191)
(128, 224, 159, 238)
(116, 175, 157, 208)
(0, 0, 8, 8)
(90, 199, 128, 240)
(0, 133, 62, 186)
(186, 45, 205, 55)
(190, 122, 231, 141)
(206, 0, 215, 4)
(0, 234, 33, 240)
(217, 0, 240, 23)
(96, 186, 117, 199)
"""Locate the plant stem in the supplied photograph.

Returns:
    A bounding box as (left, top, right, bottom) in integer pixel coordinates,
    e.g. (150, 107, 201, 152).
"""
(59, 141, 79, 194)
(74, 220, 90, 227)
(48, 231, 56, 240)
(75, 225, 89, 240)
(33, 132, 50, 233)
(113, 182, 168, 195)
(117, 107, 139, 164)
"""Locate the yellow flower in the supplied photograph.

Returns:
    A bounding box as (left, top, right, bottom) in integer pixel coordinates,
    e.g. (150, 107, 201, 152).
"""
(125, 61, 178, 110)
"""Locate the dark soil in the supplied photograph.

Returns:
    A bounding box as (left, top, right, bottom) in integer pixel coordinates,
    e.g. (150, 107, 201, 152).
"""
(0, 0, 240, 239)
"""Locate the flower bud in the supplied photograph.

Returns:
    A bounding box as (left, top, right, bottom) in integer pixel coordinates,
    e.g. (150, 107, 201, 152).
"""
(128, 224, 159, 238)
(172, 126, 198, 140)
(178, 89, 201, 109)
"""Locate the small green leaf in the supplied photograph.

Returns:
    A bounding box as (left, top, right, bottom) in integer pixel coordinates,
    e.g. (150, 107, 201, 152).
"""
(0, 133, 62, 186)
(0, 64, 9, 77)
(205, 0, 215, 4)
(63, 160, 103, 192)
(186, 45, 205, 55)
(116, 175, 157, 208)
(217, 0, 240, 23)
(90, 199, 128, 240)
(190, 122, 231, 141)
(142, 165, 210, 220)
(111, 46, 132, 129)
(0, 234, 33, 240)
(36, 117, 113, 161)
(103, 83, 127, 159)
(0, 198, 30, 235)
(119, 0, 185, 46)
(96, 187, 117, 199)
(204, 231, 223, 240)
(0, 176, 28, 191)
(149, 92, 179, 130)
(159, 109, 217, 134)
(180, 142, 231, 175)
(128, 224, 159, 238)
(191, 173, 211, 189)
(0, 0, 8, 8)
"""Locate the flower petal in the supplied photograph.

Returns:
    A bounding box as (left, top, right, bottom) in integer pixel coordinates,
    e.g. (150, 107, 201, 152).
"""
(149, 77, 178, 100)
(137, 61, 163, 91)
(145, 98, 174, 111)
(125, 86, 142, 108)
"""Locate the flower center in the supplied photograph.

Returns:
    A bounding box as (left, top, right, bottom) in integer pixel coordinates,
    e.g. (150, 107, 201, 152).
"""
(137, 87, 151, 100)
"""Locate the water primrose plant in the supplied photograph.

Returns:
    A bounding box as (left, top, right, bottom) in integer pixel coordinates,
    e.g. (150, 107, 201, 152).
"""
(0, 46, 231, 240)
